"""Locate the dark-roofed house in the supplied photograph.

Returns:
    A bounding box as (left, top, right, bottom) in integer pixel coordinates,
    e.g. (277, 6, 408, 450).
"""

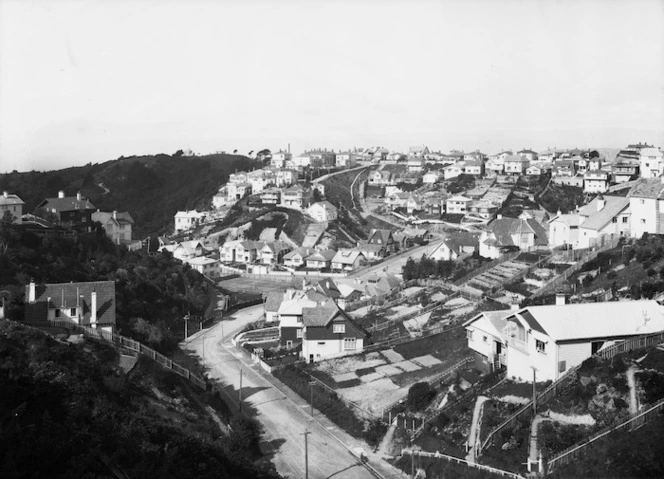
(92, 210, 139, 249)
(0, 191, 25, 224)
(367, 229, 397, 255)
(301, 299, 368, 363)
(305, 249, 336, 270)
(24, 279, 116, 333)
(429, 233, 479, 261)
(479, 215, 548, 258)
(36, 191, 96, 231)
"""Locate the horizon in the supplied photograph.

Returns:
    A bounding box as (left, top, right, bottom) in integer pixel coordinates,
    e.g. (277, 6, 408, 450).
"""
(1, 0, 663, 173)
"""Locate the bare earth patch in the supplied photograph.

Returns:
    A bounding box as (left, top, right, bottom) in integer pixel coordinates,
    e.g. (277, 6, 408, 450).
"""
(332, 372, 359, 383)
(375, 364, 403, 376)
(393, 360, 422, 372)
(360, 372, 385, 383)
(382, 349, 405, 363)
(412, 354, 443, 367)
(342, 378, 402, 413)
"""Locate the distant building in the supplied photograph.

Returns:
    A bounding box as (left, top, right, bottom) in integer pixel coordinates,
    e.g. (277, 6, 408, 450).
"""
(503, 155, 529, 176)
(174, 210, 206, 233)
(280, 184, 312, 209)
(639, 147, 664, 179)
(37, 191, 96, 231)
(628, 178, 664, 237)
(92, 210, 138, 248)
(0, 191, 25, 224)
(271, 151, 292, 169)
(24, 279, 116, 333)
(307, 201, 338, 223)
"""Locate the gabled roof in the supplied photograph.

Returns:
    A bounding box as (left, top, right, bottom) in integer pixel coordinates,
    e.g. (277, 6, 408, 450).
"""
(24, 281, 116, 326)
(265, 292, 285, 312)
(332, 249, 364, 264)
(508, 300, 664, 342)
(308, 201, 337, 212)
(306, 249, 337, 262)
(0, 193, 25, 206)
(548, 213, 581, 227)
(368, 229, 394, 244)
(283, 247, 316, 260)
(629, 178, 664, 199)
(440, 232, 479, 255)
(577, 196, 629, 231)
(92, 211, 135, 226)
(504, 154, 528, 163)
(302, 299, 341, 327)
(38, 195, 96, 212)
(175, 210, 204, 219)
(464, 310, 512, 338)
(485, 217, 548, 246)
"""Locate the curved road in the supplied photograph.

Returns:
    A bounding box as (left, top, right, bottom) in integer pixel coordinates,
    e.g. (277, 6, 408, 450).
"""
(184, 304, 406, 479)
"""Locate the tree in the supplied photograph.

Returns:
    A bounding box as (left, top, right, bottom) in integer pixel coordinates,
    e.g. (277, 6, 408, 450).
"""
(407, 382, 435, 411)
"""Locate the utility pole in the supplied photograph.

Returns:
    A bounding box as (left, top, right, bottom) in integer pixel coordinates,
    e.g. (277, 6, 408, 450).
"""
(303, 429, 311, 479)
(184, 312, 190, 340)
(531, 366, 538, 415)
(239, 368, 243, 412)
(309, 381, 316, 418)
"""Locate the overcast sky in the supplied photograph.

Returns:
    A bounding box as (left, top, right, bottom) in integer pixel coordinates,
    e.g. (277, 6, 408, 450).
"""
(1, 0, 663, 173)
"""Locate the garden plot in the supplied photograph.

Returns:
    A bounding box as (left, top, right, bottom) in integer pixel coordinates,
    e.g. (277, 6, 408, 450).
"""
(403, 312, 432, 335)
(400, 286, 424, 298)
(386, 304, 422, 319)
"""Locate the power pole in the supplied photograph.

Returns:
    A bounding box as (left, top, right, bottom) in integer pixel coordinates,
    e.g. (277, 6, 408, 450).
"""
(309, 381, 316, 418)
(184, 312, 190, 340)
(303, 429, 311, 479)
(531, 366, 538, 415)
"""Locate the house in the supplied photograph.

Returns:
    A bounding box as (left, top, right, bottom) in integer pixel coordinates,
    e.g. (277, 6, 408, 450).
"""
(280, 184, 312, 209)
(301, 299, 367, 363)
(306, 149, 336, 168)
(526, 165, 543, 176)
(422, 171, 442, 184)
(444, 163, 465, 180)
(588, 157, 603, 172)
(277, 290, 320, 349)
(406, 195, 423, 214)
(227, 182, 252, 200)
(464, 310, 511, 373)
(612, 160, 639, 183)
(185, 256, 220, 277)
(234, 241, 260, 263)
(271, 150, 292, 169)
(464, 151, 487, 163)
(495, 300, 664, 381)
(464, 160, 484, 176)
(479, 215, 548, 258)
(538, 148, 564, 162)
(628, 178, 664, 237)
(552, 159, 575, 177)
(212, 188, 230, 208)
(548, 211, 581, 249)
(36, 191, 97, 231)
(264, 291, 285, 323)
(260, 188, 281, 205)
(174, 210, 206, 233)
(503, 155, 529, 175)
(467, 200, 498, 220)
(336, 151, 357, 168)
(485, 158, 505, 176)
(429, 233, 479, 261)
(92, 211, 137, 248)
(275, 169, 299, 187)
(283, 247, 316, 268)
(583, 171, 609, 193)
(166, 240, 207, 261)
(407, 156, 425, 172)
(248, 170, 275, 193)
(219, 240, 242, 263)
(24, 279, 116, 333)
(367, 229, 397, 254)
(639, 147, 664, 178)
(576, 195, 630, 248)
(260, 241, 290, 265)
(0, 191, 25, 224)
(305, 249, 336, 270)
(517, 149, 538, 162)
(422, 197, 444, 216)
(307, 201, 338, 223)
(446, 195, 472, 214)
(331, 249, 365, 271)
(409, 145, 430, 158)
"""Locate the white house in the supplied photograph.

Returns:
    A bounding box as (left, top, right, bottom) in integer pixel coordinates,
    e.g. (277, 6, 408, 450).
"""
(307, 201, 338, 223)
(422, 171, 442, 184)
(277, 290, 319, 349)
(444, 164, 465, 180)
(336, 151, 357, 168)
(0, 191, 25, 224)
(464, 311, 511, 373)
(504, 155, 529, 175)
(548, 212, 581, 249)
(576, 195, 630, 249)
(331, 249, 365, 271)
(271, 151, 292, 169)
(639, 147, 664, 179)
(499, 301, 664, 381)
(446, 195, 472, 214)
(301, 299, 367, 363)
(429, 233, 479, 261)
(174, 210, 206, 233)
(583, 171, 609, 194)
(185, 256, 220, 277)
(628, 178, 664, 237)
(479, 215, 548, 259)
(227, 182, 252, 200)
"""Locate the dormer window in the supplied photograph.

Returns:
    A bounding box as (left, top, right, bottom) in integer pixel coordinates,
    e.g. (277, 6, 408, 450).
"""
(333, 324, 345, 334)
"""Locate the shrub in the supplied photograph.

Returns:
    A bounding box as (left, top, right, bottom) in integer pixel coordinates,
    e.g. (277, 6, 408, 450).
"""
(407, 382, 435, 412)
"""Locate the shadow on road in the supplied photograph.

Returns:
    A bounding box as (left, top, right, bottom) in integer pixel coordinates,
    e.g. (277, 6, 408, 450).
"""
(326, 462, 363, 478)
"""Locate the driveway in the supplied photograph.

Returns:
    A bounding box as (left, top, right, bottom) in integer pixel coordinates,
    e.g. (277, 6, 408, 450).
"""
(184, 304, 405, 479)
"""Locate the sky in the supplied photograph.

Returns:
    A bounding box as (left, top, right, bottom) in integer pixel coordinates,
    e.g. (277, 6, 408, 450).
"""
(0, 0, 663, 173)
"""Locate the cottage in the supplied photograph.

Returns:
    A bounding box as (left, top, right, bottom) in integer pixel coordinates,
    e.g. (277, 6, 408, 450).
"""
(444, 163, 464, 180)
(185, 256, 220, 277)
(24, 279, 116, 333)
(547, 212, 581, 249)
(503, 155, 529, 175)
(629, 178, 664, 237)
(277, 290, 320, 349)
(264, 291, 285, 323)
(464, 311, 511, 373)
(463, 160, 484, 176)
(260, 241, 290, 265)
(174, 210, 206, 233)
(280, 184, 312, 209)
(517, 149, 538, 162)
(92, 210, 137, 248)
(307, 201, 338, 223)
(283, 247, 316, 268)
(331, 249, 365, 271)
(301, 300, 367, 363)
(0, 191, 25, 224)
(429, 233, 479, 261)
(357, 243, 385, 261)
(446, 195, 472, 214)
(479, 215, 548, 258)
(576, 195, 630, 248)
(367, 229, 397, 254)
(305, 249, 337, 270)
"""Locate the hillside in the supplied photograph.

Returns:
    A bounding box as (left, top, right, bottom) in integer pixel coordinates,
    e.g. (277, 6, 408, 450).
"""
(0, 320, 281, 479)
(0, 153, 259, 238)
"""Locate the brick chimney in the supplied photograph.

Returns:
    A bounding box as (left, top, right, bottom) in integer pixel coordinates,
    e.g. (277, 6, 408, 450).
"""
(58, 190, 65, 199)
(76, 192, 82, 201)
(28, 279, 36, 303)
(90, 290, 97, 327)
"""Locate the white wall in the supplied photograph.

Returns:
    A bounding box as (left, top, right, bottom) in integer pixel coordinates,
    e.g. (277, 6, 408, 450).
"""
(629, 197, 658, 237)
(506, 330, 558, 381)
(302, 337, 364, 363)
(557, 342, 592, 377)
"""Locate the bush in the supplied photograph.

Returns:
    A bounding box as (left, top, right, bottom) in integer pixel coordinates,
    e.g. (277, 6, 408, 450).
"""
(407, 382, 435, 412)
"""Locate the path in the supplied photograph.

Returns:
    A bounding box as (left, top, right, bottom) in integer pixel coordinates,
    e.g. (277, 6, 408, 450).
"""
(627, 365, 639, 415)
(527, 414, 551, 472)
(98, 182, 110, 195)
(465, 395, 489, 463)
(183, 304, 406, 479)
(376, 416, 399, 457)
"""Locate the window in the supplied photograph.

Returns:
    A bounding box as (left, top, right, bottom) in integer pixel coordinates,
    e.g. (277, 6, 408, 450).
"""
(536, 339, 546, 353)
(333, 324, 345, 334)
(622, 217, 628, 223)
(286, 340, 293, 349)
(483, 336, 488, 343)
(296, 329, 303, 339)
(344, 338, 357, 351)
(641, 219, 646, 224)
(317, 342, 325, 346)
(70, 308, 77, 316)
(612, 217, 617, 223)
(558, 360, 567, 373)
(54, 309, 61, 318)
(466, 329, 473, 340)
(641, 199, 645, 204)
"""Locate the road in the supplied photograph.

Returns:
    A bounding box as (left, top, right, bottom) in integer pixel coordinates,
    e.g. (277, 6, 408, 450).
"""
(184, 304, 405, 479)
(348, 240, 444, 279)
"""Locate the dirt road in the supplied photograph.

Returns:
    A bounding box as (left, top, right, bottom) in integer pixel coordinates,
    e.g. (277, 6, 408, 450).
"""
(184, 304, 399, 479)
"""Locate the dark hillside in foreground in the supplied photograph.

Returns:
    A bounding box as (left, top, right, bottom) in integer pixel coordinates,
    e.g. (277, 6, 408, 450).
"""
(0, 320, 281, 479)
(0, 153, 258, 237)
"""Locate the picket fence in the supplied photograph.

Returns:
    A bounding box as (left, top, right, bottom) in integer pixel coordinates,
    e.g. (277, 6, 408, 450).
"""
(46, 320, 207, 390)
(546, 397, 664, 473)
(479, 328, 664, 454)
(401, 449, 525, 479)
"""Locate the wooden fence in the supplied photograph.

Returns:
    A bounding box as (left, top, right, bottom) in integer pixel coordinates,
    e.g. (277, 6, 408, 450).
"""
(479, 328, 664, 454)
(401, 449, 525, 479)
(546, 397, 664, 474)
(47, 320, 207, 390)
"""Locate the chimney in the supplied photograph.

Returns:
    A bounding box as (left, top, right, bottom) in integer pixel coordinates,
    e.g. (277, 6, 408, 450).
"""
(58, 190, 65, 199)
(497, 214, 503, 220)
(90, 290, 97, 327)
(555, 292, 568, 306)
(510, 301, 520, 311)
(2, 191, 7, 198)
(76, 192, 82, 201)
(112, 210, 117, 220)
(597, 195, 605, 211)
(28, 279, 36, 303)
